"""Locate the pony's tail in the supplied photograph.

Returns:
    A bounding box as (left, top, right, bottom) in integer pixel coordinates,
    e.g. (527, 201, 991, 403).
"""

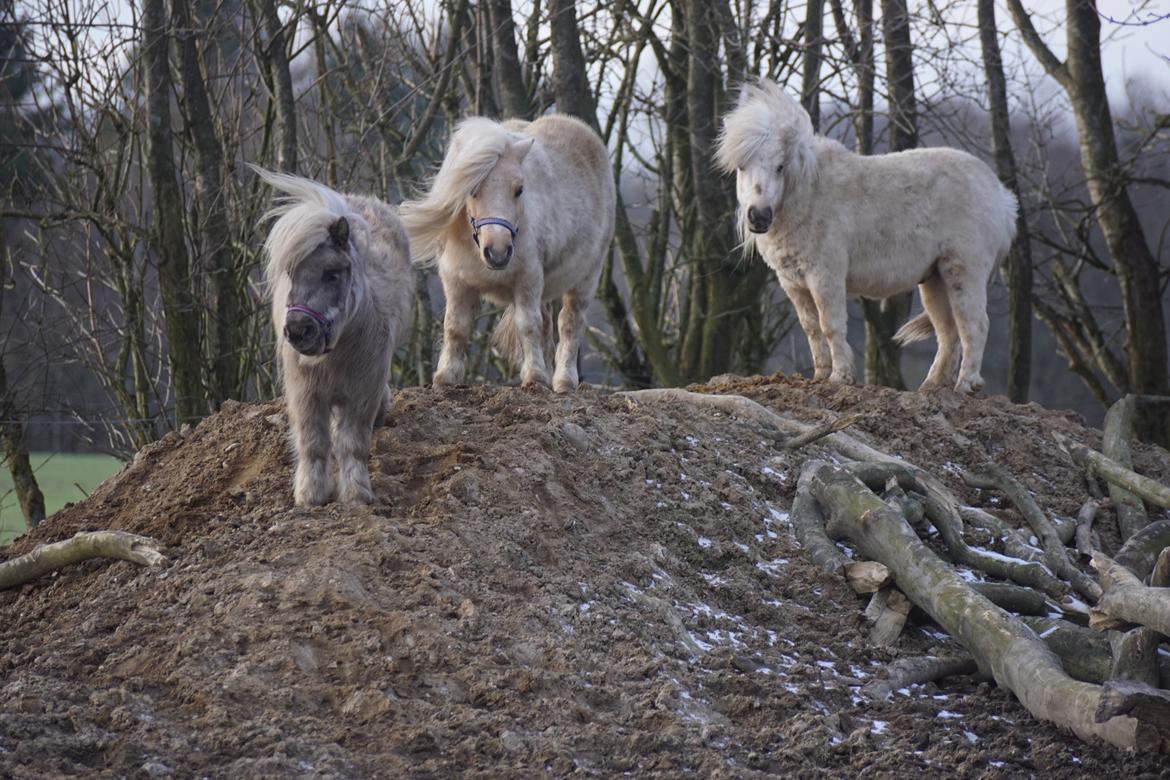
(492, 303, 555, 372)
(894, 311, 934, 346)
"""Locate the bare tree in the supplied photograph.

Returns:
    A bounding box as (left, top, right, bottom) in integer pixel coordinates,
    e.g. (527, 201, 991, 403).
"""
(977, 0, 1032, 403)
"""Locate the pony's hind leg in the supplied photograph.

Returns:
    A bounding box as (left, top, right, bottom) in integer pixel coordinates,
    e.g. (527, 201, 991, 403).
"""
(434, 277, 480, 386)
(786, 285, 832, 380)
(334, 400, 379, 505)
(553, 288, 588, 392)
(940, 255, 989, 394)
(288, 381, 335, 506)
(918, 272, 961, 390)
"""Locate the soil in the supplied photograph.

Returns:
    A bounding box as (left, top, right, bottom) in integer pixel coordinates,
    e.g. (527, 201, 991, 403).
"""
(2, 375, 1169, 778)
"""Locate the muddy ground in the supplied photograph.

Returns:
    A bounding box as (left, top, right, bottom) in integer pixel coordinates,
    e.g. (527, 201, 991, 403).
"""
(2, 375, 1169, 778)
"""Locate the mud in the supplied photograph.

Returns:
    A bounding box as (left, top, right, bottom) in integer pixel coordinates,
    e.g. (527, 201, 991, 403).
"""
(2, 376, 1168, 778)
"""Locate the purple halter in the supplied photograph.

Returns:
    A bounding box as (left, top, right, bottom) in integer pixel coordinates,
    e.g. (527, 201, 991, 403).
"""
(285, 304, 335, 353)
(469, 215, 519, 246)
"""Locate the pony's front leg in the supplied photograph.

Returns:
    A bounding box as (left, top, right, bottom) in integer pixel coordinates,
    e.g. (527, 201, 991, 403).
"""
(287, 381, 334, 506)
(552, 288, 588, 392)
(786, 285, 832, 380)
(514, 284, 551, 389)
(333, 401, 379, 505)
(434, 276, 480, 386)
(806, 278, 856, 384)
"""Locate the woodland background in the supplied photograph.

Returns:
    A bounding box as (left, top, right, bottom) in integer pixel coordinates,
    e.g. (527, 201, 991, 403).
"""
(0, 0, 1168, 527)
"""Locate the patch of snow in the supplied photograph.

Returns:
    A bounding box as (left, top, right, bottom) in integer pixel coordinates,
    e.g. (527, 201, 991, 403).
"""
(937, 710, 962, 719)
(697, 536, 713, 549)
(700, 572, 729, 588)
(963, 730, 978, 744)
(871, 720, 889, 735)
(756, 558, 790, 577)
(733, 541, 749, 553)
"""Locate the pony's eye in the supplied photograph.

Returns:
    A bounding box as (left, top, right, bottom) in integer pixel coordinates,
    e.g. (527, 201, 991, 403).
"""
(514, 186, 524, 198)
(323, 269, 341, 284)
(776, 164, 785, 173)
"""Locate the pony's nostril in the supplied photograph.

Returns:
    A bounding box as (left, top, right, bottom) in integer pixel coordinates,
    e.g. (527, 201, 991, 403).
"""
(483, 246, 494, 265)
(504, 245, 514, 261)
(285, 319, 317, 344)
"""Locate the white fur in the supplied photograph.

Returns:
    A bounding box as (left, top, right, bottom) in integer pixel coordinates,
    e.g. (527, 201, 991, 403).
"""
(400, 115, 615, 391)
(255, 167, 412, 506)
(716, 79, 1018, 393)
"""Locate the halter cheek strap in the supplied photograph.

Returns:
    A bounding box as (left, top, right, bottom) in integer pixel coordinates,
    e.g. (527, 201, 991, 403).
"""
(469, 215, 519, 247)
(285, 304, 335, 353)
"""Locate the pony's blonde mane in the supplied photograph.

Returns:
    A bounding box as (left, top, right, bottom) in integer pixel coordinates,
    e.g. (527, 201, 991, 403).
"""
(716, 79, 818, 258)
(252, 166, 370, 285)
(399, 117, 519, 266)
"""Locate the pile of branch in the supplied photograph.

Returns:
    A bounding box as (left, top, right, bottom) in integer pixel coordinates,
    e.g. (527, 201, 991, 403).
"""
(621, 389, 1170, 753)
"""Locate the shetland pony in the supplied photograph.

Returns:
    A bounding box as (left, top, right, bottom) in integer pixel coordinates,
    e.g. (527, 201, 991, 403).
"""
(716, 79, 1017, 393)
(400, 115, 615, 391)
(255, 167, 412, 506)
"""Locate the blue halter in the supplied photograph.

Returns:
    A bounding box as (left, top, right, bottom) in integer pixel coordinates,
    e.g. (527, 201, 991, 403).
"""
(469, 215, 519, 247)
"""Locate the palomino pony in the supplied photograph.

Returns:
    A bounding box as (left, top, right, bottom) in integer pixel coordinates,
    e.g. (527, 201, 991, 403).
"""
(400, 115, 615, 391)
(716, 79, 1017, 393)
(255, 167, 412, 506)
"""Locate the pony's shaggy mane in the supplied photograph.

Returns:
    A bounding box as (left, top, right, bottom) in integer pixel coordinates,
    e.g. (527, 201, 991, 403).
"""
(716, 80, 818, 259)
(398, 117, 519, 266)
(252, 166, 370, 285)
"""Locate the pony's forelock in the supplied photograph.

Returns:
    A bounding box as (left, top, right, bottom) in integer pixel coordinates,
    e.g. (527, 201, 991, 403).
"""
(253, 166, 371, 285)
(399, 117, 520, 266)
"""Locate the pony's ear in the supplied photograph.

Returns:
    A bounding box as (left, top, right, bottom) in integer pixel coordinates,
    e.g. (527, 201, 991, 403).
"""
(329, 216, 349, 249)
(511, 136, 536, 163)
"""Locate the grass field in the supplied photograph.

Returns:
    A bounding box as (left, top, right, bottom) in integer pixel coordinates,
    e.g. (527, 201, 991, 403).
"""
(0, 453, 124, 546)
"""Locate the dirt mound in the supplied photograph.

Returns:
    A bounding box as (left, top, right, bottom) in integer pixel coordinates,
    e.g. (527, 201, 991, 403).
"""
(2, 376, 1168, 778)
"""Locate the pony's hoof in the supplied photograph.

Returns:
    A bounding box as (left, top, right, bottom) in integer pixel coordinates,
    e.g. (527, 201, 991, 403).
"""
(521, 371, 551, 390)
(340, 488, 376, 506)
(954, 376, 984, 394)
(552, 376, 578, 393)
(828, 371, 855, 384)
(812, 369, 831, 381)
(294, 485, 335, 507)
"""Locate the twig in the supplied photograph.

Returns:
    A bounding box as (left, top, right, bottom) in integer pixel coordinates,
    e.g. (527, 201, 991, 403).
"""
(1075, 498, 1106, 559)
(781, 413, 861, 450)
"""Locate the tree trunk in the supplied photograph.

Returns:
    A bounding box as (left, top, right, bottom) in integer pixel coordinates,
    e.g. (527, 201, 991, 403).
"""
(175, 0, 242, 406)
(254, 0, 297, 173)
(143, 0, 208, 425)
(863, 0, 917, 389)
(549, 0, 597, 128)
(977, 0, 1031, 403)
(0, 343, 43, 530)
(488, 0, 532, 118)
(800, 0, 825, 131)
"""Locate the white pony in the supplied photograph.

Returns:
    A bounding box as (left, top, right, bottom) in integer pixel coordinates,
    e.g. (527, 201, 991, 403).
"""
(255, 168, 412, 506)
(400, 115, 615, 391)
(716, 79, 1017, 393)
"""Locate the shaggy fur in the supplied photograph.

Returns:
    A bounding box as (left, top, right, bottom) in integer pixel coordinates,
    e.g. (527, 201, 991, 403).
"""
(716, 79, 1018, 393)
(400, 115, 615, 391)
(256, 167, 412, 506)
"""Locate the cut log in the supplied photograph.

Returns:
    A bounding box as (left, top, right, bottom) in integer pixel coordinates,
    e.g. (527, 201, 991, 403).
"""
(1114, 520, 1170, 583)
(1055, 432, 1170, 510)
(963, 465, 1101, 603)
(1018, 617, 1170, 688)
(807, 461, 1144, 750)
(846, 561, 892, 594)
(861, 655, 978, 700)
(1090, 552, 1170, 636)
(1103, 395, 1149, 540)
(1094, 680, 1170, 750)
(865, 586, 911, 646)
(0, 531, 166, 590)
(1109, 628, 1161, 688)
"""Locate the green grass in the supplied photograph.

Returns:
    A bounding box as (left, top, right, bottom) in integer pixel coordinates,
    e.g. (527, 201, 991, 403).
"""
(0, 453, 124, 546)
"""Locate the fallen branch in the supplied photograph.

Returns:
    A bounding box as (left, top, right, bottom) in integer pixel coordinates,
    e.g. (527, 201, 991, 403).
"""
(792, 462, 850, 575)
(964, 465, 1101, 603)
(807, 461, 1144, 750)
(1055, 432, 1170, 510)
(1114, 520, 1170, 583)
(862, 655, 978, 700)
(1090, 552, 1170, 636)
(1074, 499, 1106, 559)
(0, 531, 166, 590)
(973, 582, 1050, 616)
(959, 506, 1047, 564)
(1103, 395, 1149, 541)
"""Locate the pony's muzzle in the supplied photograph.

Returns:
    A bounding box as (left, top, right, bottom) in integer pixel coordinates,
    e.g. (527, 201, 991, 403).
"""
(482, 243, 514, 270)
(284, 314, 325, 355)
(747, 205, 773, 233)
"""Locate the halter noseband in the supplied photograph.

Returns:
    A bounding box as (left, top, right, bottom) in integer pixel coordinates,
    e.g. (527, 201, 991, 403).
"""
(469, 215, 519, 247)
(285, 304, 335, 353)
